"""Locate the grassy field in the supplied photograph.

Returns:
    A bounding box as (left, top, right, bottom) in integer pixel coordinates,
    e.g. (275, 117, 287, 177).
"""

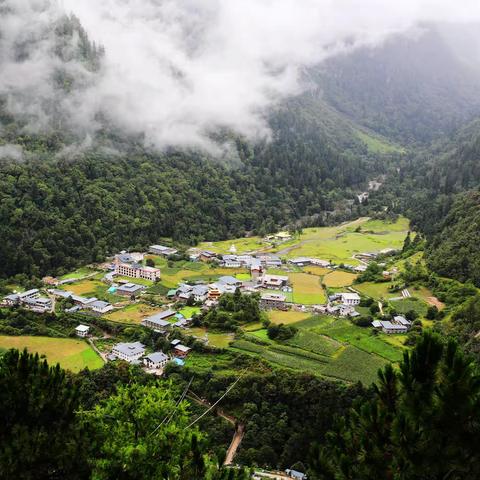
(355, 129, 405, 154)
(389, 297, 429, 316)
(323, 271, 357, 288)
(355, 281, 398, 300)
(267, 310, 311, 325)
(187, 327, 234, 348)
(303, 266, 331, 276)
(104, 303, 163, 324)
(310, 316, 403, 362)
(63, 279, 104, 296)
(289, 272, 326, 304)
(0, 336, 103, 372)
(179, 306, 201, 318)
(273, 217, 409, 265)
(197, 236, 265, 254)
(59, 267, 97, 280)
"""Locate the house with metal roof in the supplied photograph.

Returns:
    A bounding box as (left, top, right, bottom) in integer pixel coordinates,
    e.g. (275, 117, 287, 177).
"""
(143, 351, 169, 369)
(142, 310, 176, 330)
(111, 342, 146, 362)
(116, 282, 145, 297)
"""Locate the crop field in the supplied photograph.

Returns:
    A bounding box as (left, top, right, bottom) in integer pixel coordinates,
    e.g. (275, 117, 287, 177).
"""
(228, 313, 402, 384)
(267, 309, 311, 325)
(230, 336, 386, 384)
(322, 271, 357, 288)
(310, 316, 403, 362)
(303, 266, 331, 276)
(286, 329, 342, 356)
(63, 279, 104, 296)
(271, 217, 409, 265)
(0, 336, 103, 372)
(289, 272, 327, 304)
(104, 303, 162, 324)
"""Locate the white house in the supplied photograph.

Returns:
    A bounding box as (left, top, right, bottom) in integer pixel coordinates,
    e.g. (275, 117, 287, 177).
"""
(341, 292, 361, 306)
(90, 300, 114, 314)
(143, 352, 169, 369)
(75, 324, 90, 337)
(111, 342, 146, 363)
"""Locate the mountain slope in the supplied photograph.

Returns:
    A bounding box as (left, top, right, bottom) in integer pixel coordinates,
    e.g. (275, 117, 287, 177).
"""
(315, 25, 480, 144)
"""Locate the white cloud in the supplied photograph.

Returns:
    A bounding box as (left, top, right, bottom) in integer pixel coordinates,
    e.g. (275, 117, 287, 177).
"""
(2, 0, 480, 151)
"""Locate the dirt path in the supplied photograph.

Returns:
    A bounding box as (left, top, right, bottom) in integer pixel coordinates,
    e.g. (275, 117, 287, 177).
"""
(88, 338, 107, 363)
(188, 393, 245, 465)
(253, 471, 292, 480)
(224, 423, 245, 465)
(426, 296, 445, 310)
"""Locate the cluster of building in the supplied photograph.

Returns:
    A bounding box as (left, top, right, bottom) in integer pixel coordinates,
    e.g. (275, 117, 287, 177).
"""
(313, 292, 362, 318)
(372, 315, 412, 334)
(2, 289, 52, 313)
(49, 289, 114, 314)
(108, 338, 191, 369)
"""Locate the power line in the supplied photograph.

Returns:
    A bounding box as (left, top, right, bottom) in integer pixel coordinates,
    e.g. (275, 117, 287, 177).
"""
(185, 370, 246, 430)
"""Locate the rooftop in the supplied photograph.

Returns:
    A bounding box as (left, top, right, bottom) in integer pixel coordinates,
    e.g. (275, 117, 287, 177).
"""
(76, 324, 90, 332)
(145, 351, 168, 363)
(113, 342, 145, 356)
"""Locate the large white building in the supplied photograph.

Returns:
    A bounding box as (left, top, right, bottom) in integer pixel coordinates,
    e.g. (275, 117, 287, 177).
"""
(340, 292, 361, 306)
(115, 260, 161, 281)
(111, 342, 146, 363)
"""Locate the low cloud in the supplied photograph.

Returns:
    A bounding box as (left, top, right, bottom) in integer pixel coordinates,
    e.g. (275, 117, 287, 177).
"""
(2, 0, 480, 151)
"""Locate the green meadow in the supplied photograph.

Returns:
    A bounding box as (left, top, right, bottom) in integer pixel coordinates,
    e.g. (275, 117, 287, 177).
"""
(0, 336, 103, 372)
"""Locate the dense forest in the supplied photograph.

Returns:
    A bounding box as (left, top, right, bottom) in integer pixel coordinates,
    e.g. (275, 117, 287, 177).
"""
(1, 332, 478, 479)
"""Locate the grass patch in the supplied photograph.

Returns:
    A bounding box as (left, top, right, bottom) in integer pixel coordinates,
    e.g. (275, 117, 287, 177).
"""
(187, 327, 234, 348)
(310, 317, 403, 362)
(104, 303, 163, 324)
(289, 272, 327, 304)
(321, 346, 387, 385)
(389, 297, 428, 317)
(267, 310, 311, 325)
(355, 281, 398, 300)
(303, 266, 331, 276)
(178, 306, 201, 318)
(323, 271, 357, 288)
(59, 267, 97, 280)
(286, 329, 342, 356)
(355, 130, 405, 154)
(0, 336, 103, 372)
(197, 236, 265, 255)
(274, 217, 409, 265)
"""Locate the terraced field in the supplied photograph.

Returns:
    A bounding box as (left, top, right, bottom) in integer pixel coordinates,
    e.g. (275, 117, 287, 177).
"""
(230, 313, 402, 384)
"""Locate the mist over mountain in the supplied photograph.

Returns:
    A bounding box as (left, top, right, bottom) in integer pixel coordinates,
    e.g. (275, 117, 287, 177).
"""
(316, 24, 480, 144)
(3, 0, 480, 153)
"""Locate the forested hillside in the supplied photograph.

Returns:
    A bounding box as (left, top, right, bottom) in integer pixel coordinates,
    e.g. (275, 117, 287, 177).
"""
(316, 25, 480, 144)
(0, 14, 395, 279)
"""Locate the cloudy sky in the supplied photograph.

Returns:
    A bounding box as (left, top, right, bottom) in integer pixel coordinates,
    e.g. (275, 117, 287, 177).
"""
(2, 0, 480, 151)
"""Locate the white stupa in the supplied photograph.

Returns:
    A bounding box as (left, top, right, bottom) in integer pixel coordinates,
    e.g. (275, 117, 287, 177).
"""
(229, 244, 237, 253)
